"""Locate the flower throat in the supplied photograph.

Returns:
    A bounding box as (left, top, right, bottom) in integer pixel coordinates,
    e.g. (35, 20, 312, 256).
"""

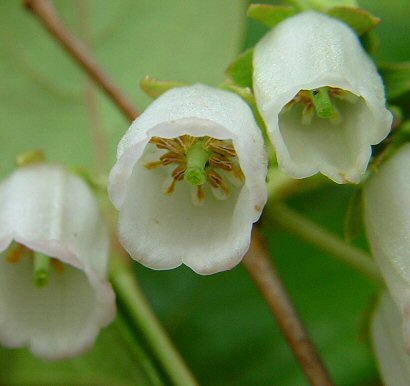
(144, 135, 244, 206)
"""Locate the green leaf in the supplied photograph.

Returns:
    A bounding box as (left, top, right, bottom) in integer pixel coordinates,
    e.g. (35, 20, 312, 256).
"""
(247, 4, 297, 28)
(378, 62, 410, 100)
(344, 188, 364, 243)
(140, 76, 186, 99)
(224, 48, 254, 89)
(326, 6, 380, 36)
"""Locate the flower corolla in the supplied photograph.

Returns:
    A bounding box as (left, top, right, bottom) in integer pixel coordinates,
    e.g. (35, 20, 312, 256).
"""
(371, 292, 410, 386)
(364, 144, 410, 352)
(0, 163, 116, 360)
(253, 11, 392, 183)
(109, 84, 267, 274)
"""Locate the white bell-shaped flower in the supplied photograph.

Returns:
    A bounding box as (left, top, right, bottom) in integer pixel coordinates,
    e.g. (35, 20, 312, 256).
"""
(109, 84, 267, 274)
(372, 292, 410, 386)
(253, 11, 392, 183)
(364, 144, 410, 352)
(0, 163, 116, 360)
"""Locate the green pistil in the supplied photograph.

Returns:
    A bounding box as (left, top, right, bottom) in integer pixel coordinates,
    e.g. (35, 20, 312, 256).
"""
(184, 140, 210, 186)
(309, 87, 335, 119)
(33, 252, 50, 288)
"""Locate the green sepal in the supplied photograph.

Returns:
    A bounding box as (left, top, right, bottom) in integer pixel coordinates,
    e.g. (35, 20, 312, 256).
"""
(224, 49, 254, 89)
(360, 30, 380, 55)
(344, 188, 363, 243)
(325, 6, 380, 36)
(286, 0, 357, 12)
(247, 4, 297, 29)
(15, 149, 46, 167)
(140, 76, 186, 99)
(378, 62, 410, 100)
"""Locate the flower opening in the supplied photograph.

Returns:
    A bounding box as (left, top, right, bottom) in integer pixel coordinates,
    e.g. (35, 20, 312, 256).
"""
(144, 135, 244, 205)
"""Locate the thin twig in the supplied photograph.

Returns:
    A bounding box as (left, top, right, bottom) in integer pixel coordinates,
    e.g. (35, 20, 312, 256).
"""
(243, 229, 335, 386)
(24, 2, 335, 385)
(24, 0, 138, 121)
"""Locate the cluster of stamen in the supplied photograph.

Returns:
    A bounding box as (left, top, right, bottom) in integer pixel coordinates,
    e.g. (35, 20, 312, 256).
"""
(5, 242, 63, 288)
(144, 135, 244, 205)
(283, 86, 358, 125)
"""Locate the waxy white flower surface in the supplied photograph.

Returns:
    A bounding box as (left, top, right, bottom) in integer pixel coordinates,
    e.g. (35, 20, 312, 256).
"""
(109, 84, 267, 274)
(372, 292, 410, 386)
(0, 164, 116, 360)
(253, 11, 392, 183)
(364, 144, 410, 353)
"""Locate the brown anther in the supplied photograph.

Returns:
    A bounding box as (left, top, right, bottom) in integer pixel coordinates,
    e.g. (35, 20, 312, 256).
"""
(175, 135, 197, 153)
(329, 87, 344, 97)
(196, 185, 205, 203)
(51, 258, 64, 273)
(149, 137, 183, 153)
(171, 165, 186, 181)
(284, 90, 313, 112)
(209, 153, 233, 171)
(164, 165, 186, 195)
(207, 170, 230, 194)
(144, 160, 163, 170)
(160, 152, 185, 165)
(204, 137, 237, 157)
(6, 244, 31, 264)
(165, 179, 177, 195)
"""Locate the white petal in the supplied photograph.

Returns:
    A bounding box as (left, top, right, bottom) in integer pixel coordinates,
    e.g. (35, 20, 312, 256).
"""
(0, 164, 116, 360)
(253, 11, 392, 183)
(364, 144, 410, 333)
(109, 84, 267, 274)
(371, 292, 410, 386)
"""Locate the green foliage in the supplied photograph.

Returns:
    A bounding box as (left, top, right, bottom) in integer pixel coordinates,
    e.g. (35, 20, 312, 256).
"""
(345, 188, 364, 243)
(247, 4, 297, 28)
(0, 316, 164, 386)
(325, 6, 380, 35)
(379, 62, 410, 100)
(224, 48, 254, 89)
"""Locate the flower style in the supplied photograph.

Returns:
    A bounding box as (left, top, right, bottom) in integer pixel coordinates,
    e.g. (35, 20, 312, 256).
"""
(253, 11, 392, 184)
(371, 292, 410, 386)
(109, 84, 267, 274)
(0, 163, 116, 360)
(364, 144, 410, 351)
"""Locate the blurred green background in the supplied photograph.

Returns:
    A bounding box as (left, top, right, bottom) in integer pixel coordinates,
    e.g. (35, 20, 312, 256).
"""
(0, 0, 409, 385)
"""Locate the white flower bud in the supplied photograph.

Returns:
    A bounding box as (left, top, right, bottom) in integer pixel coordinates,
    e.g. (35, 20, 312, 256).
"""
(253, 11, 392, 183)
(0, 164, 116, 360)
(109, 84, 267, 274)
